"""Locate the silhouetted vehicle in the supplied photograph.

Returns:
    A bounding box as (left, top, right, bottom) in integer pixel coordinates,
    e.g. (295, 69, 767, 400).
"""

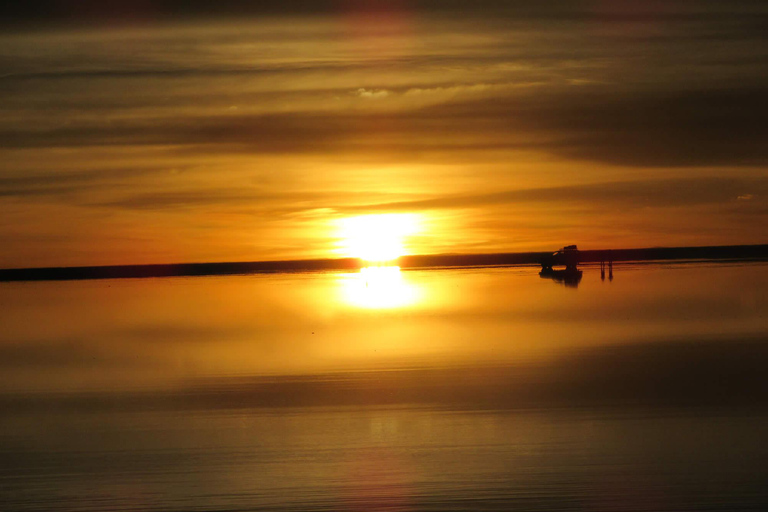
(540, 245, 580, 271)
(540, 245, 582, 287)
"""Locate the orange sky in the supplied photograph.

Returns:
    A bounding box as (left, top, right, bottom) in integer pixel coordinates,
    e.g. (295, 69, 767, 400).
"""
(1, 2, 766, 267)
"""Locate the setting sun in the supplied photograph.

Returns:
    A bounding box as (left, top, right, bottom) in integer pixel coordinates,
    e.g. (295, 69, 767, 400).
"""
(337, 213, 420, 263)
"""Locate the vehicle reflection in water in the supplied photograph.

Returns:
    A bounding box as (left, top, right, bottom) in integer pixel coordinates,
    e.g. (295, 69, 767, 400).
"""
(339, 266, 422, 309)
(539, 267, 583, 288)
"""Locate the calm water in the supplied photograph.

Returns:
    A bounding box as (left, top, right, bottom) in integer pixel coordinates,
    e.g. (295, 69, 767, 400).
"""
(1, 262, 767, 511)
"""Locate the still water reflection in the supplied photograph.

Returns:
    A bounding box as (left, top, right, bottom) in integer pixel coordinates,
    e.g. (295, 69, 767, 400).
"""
(341, 266, 421, 309)
(0, 262, 766, 510)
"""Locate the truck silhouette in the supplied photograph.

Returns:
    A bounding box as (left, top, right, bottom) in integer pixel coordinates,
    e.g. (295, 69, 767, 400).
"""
(539, 245, 582, 287)
(540, 245, 580, 271)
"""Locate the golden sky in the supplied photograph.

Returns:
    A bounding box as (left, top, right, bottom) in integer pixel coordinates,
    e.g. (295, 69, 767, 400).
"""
(1, 1, 766, 267)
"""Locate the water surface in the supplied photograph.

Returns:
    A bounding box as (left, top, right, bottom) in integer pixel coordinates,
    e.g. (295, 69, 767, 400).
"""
(1, 262, 766, 510)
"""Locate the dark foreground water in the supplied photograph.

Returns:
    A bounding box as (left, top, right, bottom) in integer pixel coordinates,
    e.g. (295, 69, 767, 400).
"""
(1, 262, 767, 511)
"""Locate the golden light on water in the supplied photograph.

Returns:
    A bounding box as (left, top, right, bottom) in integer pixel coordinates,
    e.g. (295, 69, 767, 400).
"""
(337, 214, 420, 263)
(340, 266, 421, 309)
(335, 213, 423, 309)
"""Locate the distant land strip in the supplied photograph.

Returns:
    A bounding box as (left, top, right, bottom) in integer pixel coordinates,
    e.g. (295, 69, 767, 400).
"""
(1, 244, 767, 282)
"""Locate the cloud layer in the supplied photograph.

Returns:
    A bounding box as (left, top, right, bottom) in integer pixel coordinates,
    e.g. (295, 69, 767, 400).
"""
(1, 2, 767, 266)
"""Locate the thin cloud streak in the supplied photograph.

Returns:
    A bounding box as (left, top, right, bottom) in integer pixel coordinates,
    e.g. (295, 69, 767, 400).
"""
(338, 178, 768, 214)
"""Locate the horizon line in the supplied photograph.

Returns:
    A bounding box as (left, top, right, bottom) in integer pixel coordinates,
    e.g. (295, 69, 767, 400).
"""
(1, 243, 767, 282)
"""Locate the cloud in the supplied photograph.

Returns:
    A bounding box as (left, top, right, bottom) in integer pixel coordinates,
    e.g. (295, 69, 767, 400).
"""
(354, 88, 390, 99)
(2, 3, 768, 266)
(420, 85, 768, 167)
(4, 82, 768, 169)
(3, 2, 768, 169)
(4, 1, 767, 28)
(0, 167, 176, 198)
(338, 177, 768, 213)
(92, 189, 397, 214)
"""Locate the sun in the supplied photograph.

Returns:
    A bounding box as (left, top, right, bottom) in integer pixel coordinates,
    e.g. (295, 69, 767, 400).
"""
(337, 213, 419, 263)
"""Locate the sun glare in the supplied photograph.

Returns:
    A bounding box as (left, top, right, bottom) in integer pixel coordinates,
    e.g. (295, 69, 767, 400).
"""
(337, 213, 419, 263)
(340, 266, 420, 309)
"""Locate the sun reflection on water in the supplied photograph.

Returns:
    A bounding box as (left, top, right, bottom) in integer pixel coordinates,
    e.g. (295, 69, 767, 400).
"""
(340, 266, 421, 309)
